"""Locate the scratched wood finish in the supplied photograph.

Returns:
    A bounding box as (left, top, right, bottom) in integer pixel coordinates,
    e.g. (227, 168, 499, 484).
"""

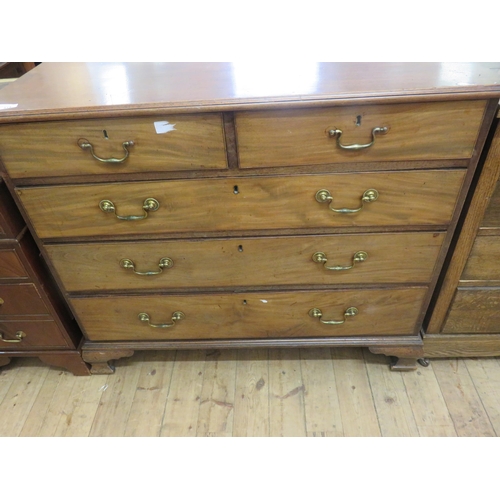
(442, 288, 500, 333)
(236, 101, 486, 168)
(4, 350, 500, 436)
(16, 170, 465, 239)
(0, 114, 228, 179)
(45, 232, 444, 292)
(1, 63, 500, 123)
(70, 288, 427, 341)
(0, 249, 28, 278)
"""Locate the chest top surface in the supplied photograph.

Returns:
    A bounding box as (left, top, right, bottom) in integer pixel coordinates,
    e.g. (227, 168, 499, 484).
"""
(0, 62, 499, 122)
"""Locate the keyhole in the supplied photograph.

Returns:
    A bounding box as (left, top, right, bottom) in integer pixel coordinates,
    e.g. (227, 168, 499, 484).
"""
(238, 245, 243, 252)
(103, 130, 109, 139)
(356, 115, 362, 126)
(233, 185, 239, 194)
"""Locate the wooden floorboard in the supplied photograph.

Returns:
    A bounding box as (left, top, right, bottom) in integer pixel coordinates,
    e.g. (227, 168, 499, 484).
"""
(2, 349, 500, 436)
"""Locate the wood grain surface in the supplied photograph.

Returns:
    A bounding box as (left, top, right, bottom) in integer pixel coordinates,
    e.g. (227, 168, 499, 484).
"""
(0, 114, 228, 179)
(236, 101, 486, 168)
(16, 170, 466, 239)
(0, 320, 69, 349)
(0, 249, 28, 278)
(70, 288, 427, 341)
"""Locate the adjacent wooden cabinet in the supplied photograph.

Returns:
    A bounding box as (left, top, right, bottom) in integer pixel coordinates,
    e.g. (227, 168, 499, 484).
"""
(0, 179, 90, 374)
(1, 63, 499, 374)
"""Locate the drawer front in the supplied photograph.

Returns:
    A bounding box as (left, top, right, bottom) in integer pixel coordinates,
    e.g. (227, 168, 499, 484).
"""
(236, 101, 487, 168)
(443, 288, 500, 333)
(0, 284, 49, 316)
(0, 114, 228, 178)
(17, 170, 465, 239)
(481, 179, 500, 229)
(71, 288, 427, 341)
(461, 235, 500, 281)
(0, 320, 69, 349)
(47, 232, 444, 292)
(0, 249, 28, 278)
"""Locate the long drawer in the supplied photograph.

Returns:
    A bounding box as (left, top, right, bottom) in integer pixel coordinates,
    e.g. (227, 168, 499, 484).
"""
(0, 319, 70, 349)
(461, 235, 500, 281)
(16, 170, 466, 239)
(236, 100, 487, 168)
(46, 232, 444, 292)
(71, 288, 427, 341)
(0, 114, 228, 178)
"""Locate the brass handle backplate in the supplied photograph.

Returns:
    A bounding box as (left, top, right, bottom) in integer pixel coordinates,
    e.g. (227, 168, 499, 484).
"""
(78, 138, 134, 163)
(315, 188, 378, 214)
(308, 307, 358, 325)
(99, 198, 160, 220)
(120, 257, 174, 276)
(0, 331, 26, 343)
(328, 126, 388, 150)
(312, 251, 368, 271)
(138, 311, 185, 328)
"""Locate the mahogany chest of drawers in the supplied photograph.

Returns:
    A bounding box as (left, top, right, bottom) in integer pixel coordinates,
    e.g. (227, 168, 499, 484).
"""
(0, 63, 499, 374)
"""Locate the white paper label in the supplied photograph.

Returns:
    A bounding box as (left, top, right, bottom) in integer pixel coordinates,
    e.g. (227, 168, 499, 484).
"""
(154, 121, 176, 134)
(0, 104, 18, 110)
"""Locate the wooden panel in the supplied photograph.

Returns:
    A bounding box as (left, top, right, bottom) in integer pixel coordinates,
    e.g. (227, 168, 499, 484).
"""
(0, 284, 48, 316)
(443, 288, 500, 333)
(236, 101, 486, 168)
(0, 114, 227, 178)
(0, 179, 24, 239)
(70, 288, 427, 341)
(0, 249, 28, 278)
(16, 170, 466, 239)
(46, 232, 444, 292)
(461, 235, 500, 281)
(0, 320, 69, 349)
(482, 179, 500, 229)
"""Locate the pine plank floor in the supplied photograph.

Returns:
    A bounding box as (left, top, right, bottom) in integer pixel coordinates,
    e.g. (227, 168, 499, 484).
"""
(1, 347, 500, 437)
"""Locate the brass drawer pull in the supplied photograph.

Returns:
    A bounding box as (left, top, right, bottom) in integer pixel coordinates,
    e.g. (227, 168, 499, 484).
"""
(0, 331, 26, 343)
(315, 188, 378, 214)
(99, 198, 160, 220)
(328, 126, 388, 150)
(138, 311, 185, 328)
(308, 307, 358, 325)
(0, 298, 3, 306)
(312, 251, 367, 271)
(78, 138, 134, 164)
(120, 257, 173, 276)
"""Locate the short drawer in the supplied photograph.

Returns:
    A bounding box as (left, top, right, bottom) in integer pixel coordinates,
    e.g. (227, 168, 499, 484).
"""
(0, 249, 28, 278)
(0, 114, 228, 178)
(16, 170, 465, 239)
(443, 288, 500, 333)
(46, 232, 445, 292)
(0, 284, 49, 316)
(236, 100, 487, 168)
(71, 288, 427, 341)
(461, 236, 500, 281)
(0, 320, 69, 349)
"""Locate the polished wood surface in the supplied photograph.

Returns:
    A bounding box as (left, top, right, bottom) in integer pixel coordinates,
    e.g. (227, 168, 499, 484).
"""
(0, 63, 500, 122)
(236, 101, 486, 168)
(481, 179, 500, 229)
(0, 114, 228, 179)
(0, 283, 49, 316)
(16, 170, 466, 239)
(0, 249, 28, 278)
(71, 288, 427, 341)
(461, 235, 500, 281)
(46, 232, 444, 292)
(0, 320, 69, 349)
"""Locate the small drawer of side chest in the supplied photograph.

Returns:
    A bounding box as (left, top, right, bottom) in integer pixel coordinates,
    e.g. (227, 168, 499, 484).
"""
(0, 283, 49, 316)
(0, 249, 29, 278)
(0, 114, 228, 179)
(0, 319, 70, 349)
(236, 100, 487, 168)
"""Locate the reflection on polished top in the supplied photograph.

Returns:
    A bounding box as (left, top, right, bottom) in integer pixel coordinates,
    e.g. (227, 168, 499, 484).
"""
(0, 62, 499, 121)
